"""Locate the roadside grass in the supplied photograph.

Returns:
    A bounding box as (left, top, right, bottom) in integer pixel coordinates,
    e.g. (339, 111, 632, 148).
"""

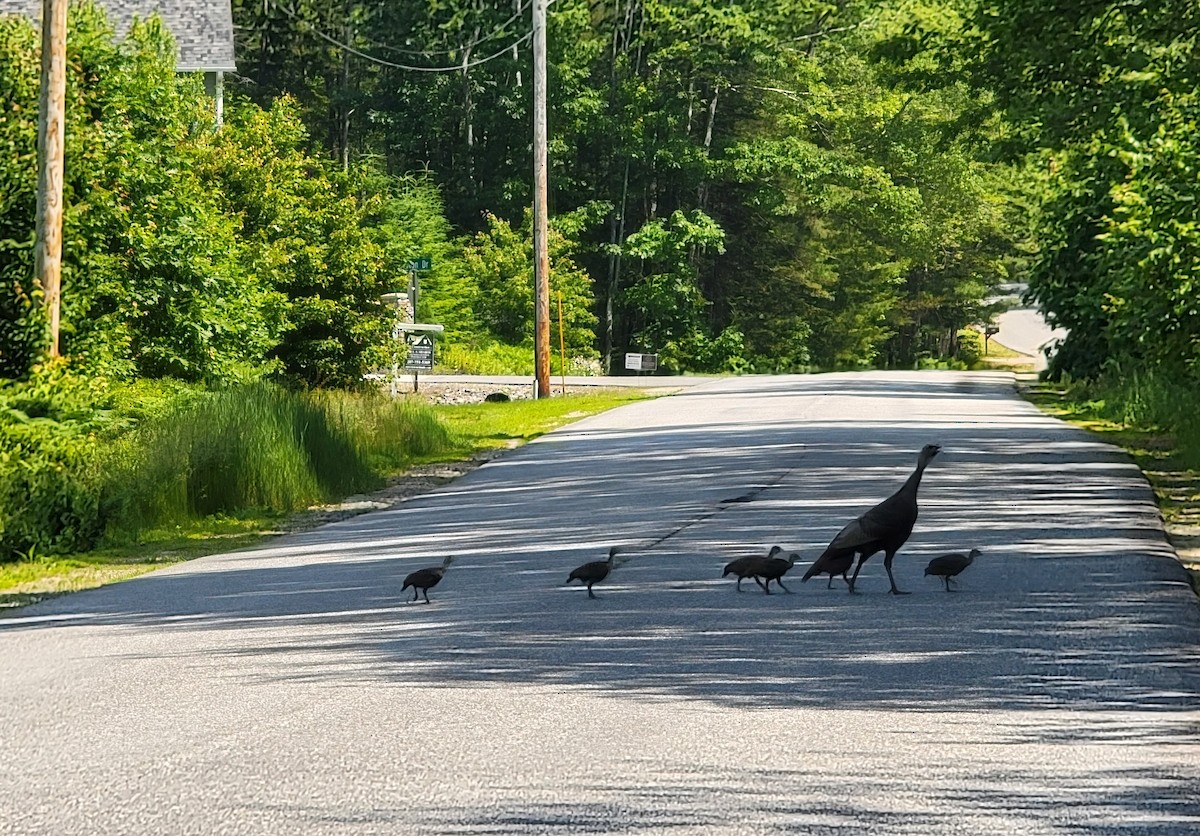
(432, 390, 649, 457)
(1, 389, 651, 610)
(0, 516, 270, 608)
(1021, 380, 1200, 595)
(101, 383, 389, 534)
(977, 340, 1037, 373)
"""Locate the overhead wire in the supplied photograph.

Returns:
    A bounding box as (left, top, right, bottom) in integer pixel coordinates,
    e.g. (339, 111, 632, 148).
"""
(356, 0, 533, 58)
(269, 0, 536, 72)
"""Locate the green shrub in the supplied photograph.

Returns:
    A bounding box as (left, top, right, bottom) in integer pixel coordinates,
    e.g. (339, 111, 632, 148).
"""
(916, 355, 967, 371)
(0, 419, 104, 559)
(1060, 364, 1200, 468)
(956, 329, 985, 366)
(0, 372, 457, 558)
(0, 367, 115, 558)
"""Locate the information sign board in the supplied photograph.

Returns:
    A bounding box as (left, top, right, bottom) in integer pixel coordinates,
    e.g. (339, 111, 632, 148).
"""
(404, 334, 435, 370)
(624, 353, 658, 372)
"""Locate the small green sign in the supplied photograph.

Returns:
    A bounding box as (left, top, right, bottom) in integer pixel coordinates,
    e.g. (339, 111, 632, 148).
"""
(409, 256, 433, 272)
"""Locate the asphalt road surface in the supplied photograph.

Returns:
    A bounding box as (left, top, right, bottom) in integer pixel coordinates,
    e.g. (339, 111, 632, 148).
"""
(3, 372, 1199, 835)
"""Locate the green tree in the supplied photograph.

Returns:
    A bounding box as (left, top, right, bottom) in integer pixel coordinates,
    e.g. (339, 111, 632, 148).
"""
(460, 211, 598, 357)
(619, 209, 742, 371)
(0, 5, 278, 381)
(964, 0, 1200, 379)
(0, 14, 42, 377)
(196, 99, 461, 387)
(1, 4, 459, 387)
(224, 0, 1021, 374)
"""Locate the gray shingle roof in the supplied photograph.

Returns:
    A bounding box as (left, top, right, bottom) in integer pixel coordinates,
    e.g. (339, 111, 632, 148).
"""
(0, 0, 235, 72)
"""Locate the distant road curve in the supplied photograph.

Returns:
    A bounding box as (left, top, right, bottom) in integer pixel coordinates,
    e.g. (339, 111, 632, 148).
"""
(989, 283, 1068, 371)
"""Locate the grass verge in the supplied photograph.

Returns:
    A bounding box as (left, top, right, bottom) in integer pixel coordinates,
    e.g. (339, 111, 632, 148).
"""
(1, 388, 652, 611)
(431, 391, 649, 456)
(976, 340, 1037, 373)
(1021, 380, 1200, 595)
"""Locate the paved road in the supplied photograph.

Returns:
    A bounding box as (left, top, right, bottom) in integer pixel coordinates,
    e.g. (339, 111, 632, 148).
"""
(988, 284, 1069, 371)
(3, 372, 1199, 835)
(416, 373, 716, 390)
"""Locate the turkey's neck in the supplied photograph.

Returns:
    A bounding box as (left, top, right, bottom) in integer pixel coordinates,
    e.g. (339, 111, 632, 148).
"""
(900, 459, 929, 497)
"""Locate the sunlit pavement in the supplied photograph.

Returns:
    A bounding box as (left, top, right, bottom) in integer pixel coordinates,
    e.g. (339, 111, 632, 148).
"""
(2, 372, 1198, 834)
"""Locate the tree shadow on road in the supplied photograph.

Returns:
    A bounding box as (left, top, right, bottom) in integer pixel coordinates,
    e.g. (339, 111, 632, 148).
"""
(6, 376, 1198, 722)
(9, 373, 1200, 829)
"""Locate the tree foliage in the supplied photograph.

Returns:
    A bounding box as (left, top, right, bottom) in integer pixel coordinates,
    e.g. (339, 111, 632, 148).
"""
(1, 0, 1041, 381)
(1, 6, 277, 380)
(460, 210, 598, 356)
(227, 0, 1021, 372)
(963, 0, 1200, 379)
(0, 3, 457, 386)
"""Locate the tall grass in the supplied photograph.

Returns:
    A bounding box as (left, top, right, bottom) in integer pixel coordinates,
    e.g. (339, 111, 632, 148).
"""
(1073, 365, 1200, 466)
(102, 383, 453, 537)
(308, 389, 453, 473)
(438, 341, 534, 375)
(436, 341, 602, 376)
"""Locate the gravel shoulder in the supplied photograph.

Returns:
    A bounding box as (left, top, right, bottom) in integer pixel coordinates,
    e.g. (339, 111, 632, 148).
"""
(273, 446, 512, 534)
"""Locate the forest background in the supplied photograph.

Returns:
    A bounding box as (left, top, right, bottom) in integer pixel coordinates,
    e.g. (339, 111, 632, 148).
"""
(0, 0, 1197, 562)
(4, 0, 1195, 382)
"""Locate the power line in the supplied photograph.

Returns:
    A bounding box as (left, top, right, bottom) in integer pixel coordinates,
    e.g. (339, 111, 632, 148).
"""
(270, 1, 534, 73)
(356, 1, 533, 58)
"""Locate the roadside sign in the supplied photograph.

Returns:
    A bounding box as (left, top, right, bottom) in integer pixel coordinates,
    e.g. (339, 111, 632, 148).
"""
(408, 256, 432, 272)
(404, 334, 435, 370)
(624, 353, 658, 372)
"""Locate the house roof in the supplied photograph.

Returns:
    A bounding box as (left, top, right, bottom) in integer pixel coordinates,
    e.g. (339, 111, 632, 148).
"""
(0, 0, 235, 73)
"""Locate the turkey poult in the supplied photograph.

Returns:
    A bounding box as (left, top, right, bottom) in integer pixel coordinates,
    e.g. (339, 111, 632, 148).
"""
(805, 443, 941, 595)
(925, 548, 981, 591)
(801, 549, 854, 589)
(745, 548, 799, 594)
(402, 556, 454, 604)
(567, 546, 624, 599)
(724, 546, 782, 591)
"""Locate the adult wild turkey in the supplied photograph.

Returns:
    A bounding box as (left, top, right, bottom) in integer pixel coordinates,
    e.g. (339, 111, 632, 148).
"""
(567, 546, 623, 599)
(924, 548, 980, 591)
(805, 443, 941, 595)
(402, 555, 454, 604)
(724, 546, 782, 591)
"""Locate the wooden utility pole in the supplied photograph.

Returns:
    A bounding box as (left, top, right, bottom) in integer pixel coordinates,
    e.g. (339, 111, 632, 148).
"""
(531, 0, 551, 398)
(34, 0, 68, 359)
